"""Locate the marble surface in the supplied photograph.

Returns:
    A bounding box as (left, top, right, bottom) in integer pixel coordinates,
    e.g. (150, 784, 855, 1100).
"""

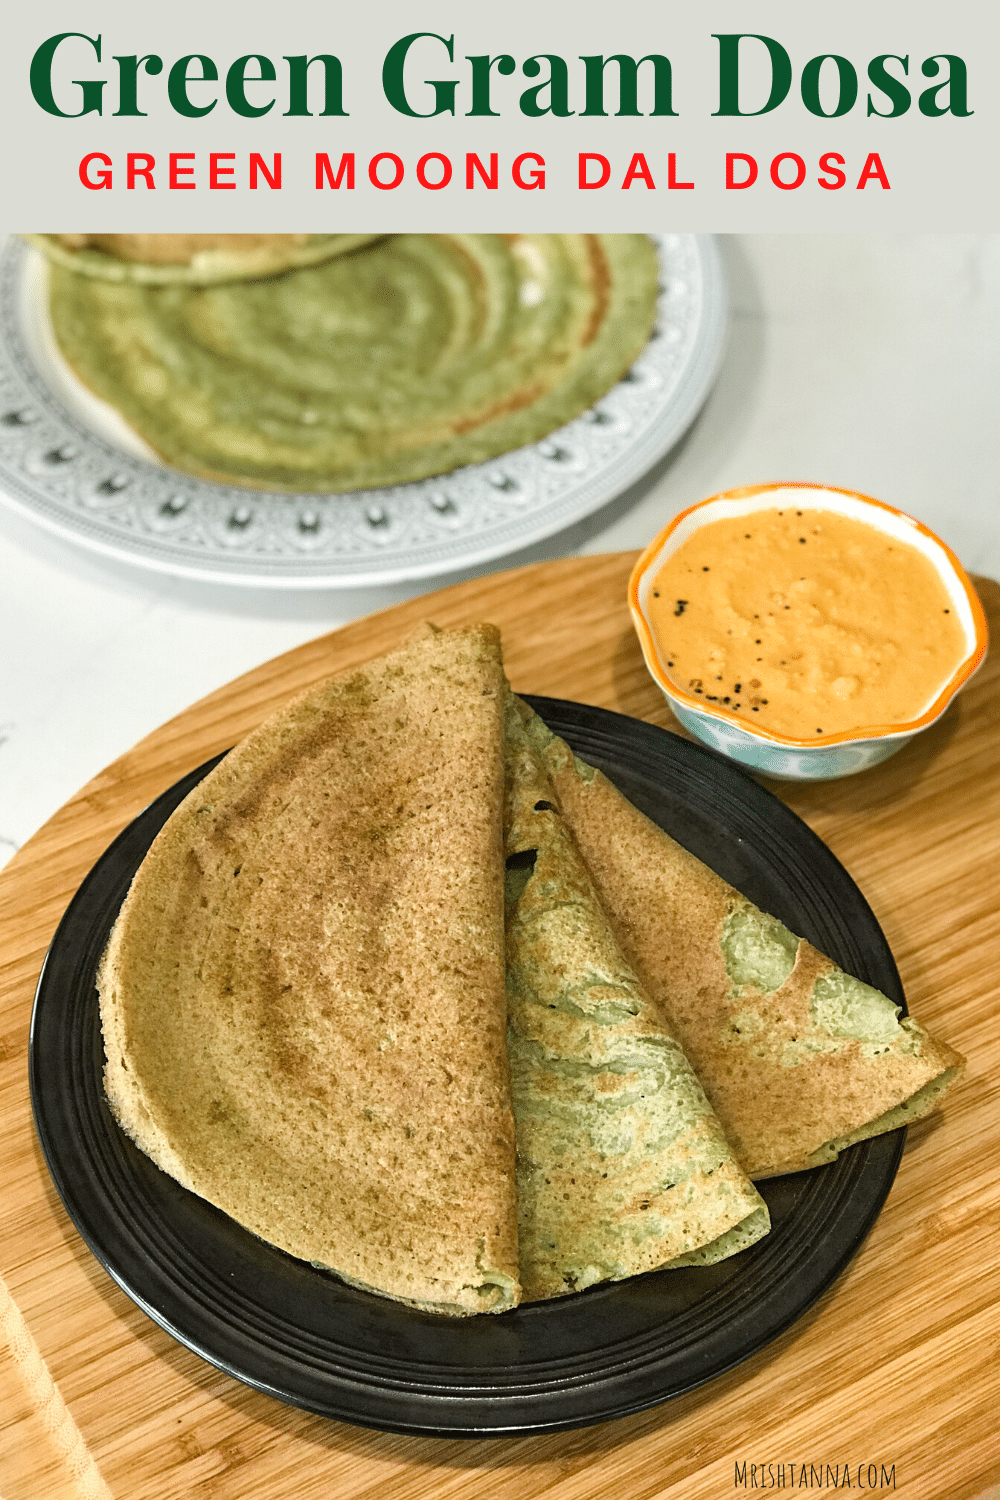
(1, 233, 997, 869)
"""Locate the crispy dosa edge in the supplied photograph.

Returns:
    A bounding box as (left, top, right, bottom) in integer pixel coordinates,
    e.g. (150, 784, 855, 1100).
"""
(514, 698, 965, 1180)
(27, 233, 383, 283)
(98, 624, 521, 1315)
(504, 696, 768, 1300)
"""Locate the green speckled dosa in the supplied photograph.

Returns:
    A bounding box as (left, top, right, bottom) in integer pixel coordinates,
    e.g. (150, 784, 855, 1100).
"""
(46, 233, 659, 492)
(504, 694, 768, 1301)
(515, 699, 966, 1179)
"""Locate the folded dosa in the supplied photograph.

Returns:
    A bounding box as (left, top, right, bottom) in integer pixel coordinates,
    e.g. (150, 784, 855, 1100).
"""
(504, 698, 769, 1299)
(98, 625, 520, 1315)
(27, 233, 382, 284)
(515, 700, 965, 1180)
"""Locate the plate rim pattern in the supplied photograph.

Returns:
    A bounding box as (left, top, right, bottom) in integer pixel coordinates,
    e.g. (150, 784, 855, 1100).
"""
(0, 235, 727, 588)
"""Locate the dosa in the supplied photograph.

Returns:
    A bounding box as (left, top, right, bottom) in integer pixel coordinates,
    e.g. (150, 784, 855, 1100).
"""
(26, 233, 382, 284)
(515, 698, 965, 1179)
(46, 234, 659, 492)
(98, 625, 520, 1314)
(504, 696, 769, 1299)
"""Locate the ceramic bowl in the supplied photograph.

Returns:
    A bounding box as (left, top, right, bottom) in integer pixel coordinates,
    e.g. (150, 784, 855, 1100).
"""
(629, 482, 988, 781)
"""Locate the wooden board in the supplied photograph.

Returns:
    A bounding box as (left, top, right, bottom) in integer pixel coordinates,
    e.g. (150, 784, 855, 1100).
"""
(1, 552, 997, 1500)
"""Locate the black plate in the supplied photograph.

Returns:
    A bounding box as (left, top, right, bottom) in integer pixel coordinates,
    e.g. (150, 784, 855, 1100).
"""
(29, 699, 904, 1437)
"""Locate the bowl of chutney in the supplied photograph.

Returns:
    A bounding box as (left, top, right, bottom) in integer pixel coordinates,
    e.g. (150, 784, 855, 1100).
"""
(629, 482, 988, 781)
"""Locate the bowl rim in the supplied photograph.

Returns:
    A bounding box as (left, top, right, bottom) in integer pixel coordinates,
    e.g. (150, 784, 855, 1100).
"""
(629, 481, 989, 750)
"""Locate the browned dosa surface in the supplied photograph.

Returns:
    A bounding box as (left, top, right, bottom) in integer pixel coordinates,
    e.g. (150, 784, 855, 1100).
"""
(97, 623, 518, 1315)
(0, 554, 997, 1500)
(503, 695, 768, 1298)
(529, 712, 965, 1178)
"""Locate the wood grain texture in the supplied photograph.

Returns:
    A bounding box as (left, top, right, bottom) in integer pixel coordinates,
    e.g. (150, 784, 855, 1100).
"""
(1, 553, 997, 1500)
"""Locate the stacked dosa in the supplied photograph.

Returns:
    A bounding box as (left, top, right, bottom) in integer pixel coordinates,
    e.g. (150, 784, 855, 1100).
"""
(515, 699, 965, 1179)
(98, 624, 520, 1315)
(46, 233, 659, 492)
(504, 698, 769, 1299)
(26, 233, 382, 284)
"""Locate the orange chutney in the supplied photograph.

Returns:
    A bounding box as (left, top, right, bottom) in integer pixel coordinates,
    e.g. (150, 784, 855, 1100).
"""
(647, 508, 967, 739)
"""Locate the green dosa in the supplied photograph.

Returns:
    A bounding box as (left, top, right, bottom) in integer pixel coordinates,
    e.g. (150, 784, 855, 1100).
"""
(26, 233, 382, 284)
(514, 699, 966, 1180)
(46, 233, 659, 492)
(98, 625, 520, 1316)
(504, 696, 769, 1300)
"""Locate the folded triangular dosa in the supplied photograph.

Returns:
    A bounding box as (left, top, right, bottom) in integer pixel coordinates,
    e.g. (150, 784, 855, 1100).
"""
(504, 697, 769, 1298)
(514, 699, 964, 1180)
(99, 625, 520, 1314)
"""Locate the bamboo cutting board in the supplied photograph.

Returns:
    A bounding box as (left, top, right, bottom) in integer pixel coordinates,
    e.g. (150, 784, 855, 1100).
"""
(1, 553, 997, 1500)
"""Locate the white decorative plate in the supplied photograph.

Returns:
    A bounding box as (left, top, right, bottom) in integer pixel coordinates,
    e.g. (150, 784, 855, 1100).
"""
(0, 235, 726, 589)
